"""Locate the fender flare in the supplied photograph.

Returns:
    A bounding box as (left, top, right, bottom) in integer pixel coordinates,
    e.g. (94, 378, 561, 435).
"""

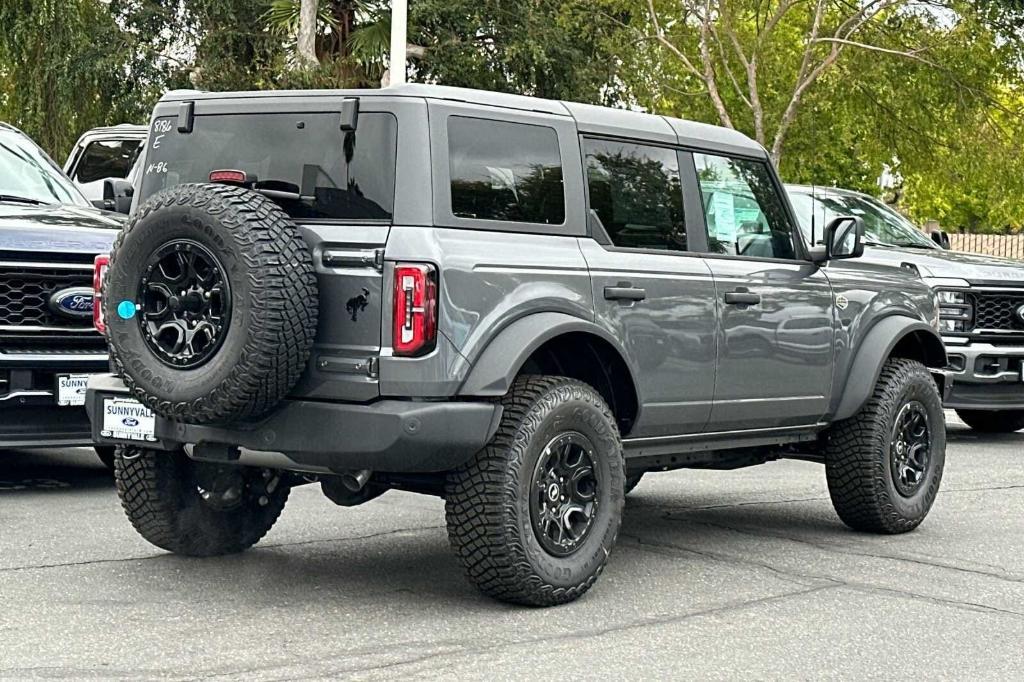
(457, 312, 639, 397)
(832, 316, 946, 421)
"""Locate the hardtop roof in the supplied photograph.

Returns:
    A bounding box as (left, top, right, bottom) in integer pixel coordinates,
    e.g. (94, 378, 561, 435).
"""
(158, 83, 765, 158)
(785, 184, 873, 200)
(81, 123, 149, 135)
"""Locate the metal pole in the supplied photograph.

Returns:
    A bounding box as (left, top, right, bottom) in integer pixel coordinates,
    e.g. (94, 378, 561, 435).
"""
(389, 0, 408, 86)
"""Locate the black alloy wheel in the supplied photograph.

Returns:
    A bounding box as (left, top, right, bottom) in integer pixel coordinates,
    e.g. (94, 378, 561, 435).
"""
(890, 400, 932, 497)
(103, 184, 318, 424)
(530, 432, 600, 556)
(139, 239, 231, 369)
(445, 376, 625, 606)
(825, 357, 946, 534)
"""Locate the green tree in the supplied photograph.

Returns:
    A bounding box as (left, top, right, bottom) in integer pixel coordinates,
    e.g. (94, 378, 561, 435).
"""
(0, 0, 164, 157)
(628, 1, 1002, 166)
(409, 0, 632, 103)
(618, 1, 1024, 231)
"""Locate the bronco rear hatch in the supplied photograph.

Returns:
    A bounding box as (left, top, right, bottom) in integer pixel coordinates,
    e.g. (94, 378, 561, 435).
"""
(137, 99, 397, 401)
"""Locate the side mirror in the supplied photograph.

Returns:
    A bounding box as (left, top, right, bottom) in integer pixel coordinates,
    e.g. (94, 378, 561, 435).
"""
(931, 229, 950, 250)
(811, 216, 865, 263)
(102, 178, 134, 215)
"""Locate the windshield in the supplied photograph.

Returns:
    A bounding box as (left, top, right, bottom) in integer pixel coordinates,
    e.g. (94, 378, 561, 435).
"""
(788, 188, 937, 249)
(139, 111, 397, 221)
(0, 128, 89, 206)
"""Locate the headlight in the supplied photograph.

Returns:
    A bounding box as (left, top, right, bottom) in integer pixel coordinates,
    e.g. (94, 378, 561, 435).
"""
(937, 290, 965, 304)
(934, 288, 973, 333)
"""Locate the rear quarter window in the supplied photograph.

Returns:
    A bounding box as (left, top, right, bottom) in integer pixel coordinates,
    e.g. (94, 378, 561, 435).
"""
(447, 116, 565, 226)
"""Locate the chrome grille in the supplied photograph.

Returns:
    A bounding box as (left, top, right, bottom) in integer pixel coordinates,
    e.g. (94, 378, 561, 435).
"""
(0, 263, 96, 335)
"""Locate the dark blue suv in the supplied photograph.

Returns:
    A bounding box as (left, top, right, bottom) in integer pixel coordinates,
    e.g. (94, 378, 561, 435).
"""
(0, 123, 121, 465)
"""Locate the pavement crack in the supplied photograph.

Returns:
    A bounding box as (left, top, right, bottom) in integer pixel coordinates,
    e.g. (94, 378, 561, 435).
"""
(621, 532, 832, 590)
(671, 514, 1024, 585)
(0, 524, 444, 574)
(619, 532, 1024, 620)
(940, 483, 1024, 493)
(636, 481, 1024, 516)
(310, 584, 839, 677)
(642, 495, 830, 513)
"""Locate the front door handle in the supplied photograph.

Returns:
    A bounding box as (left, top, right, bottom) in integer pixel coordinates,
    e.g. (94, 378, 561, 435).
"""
(724, 290, 761, 305)
(604, 286, 647, 302)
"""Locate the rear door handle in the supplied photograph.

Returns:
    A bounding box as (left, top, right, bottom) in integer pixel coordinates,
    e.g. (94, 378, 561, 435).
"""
(724, 291, 761, 305)
(604, 286, 647, 302)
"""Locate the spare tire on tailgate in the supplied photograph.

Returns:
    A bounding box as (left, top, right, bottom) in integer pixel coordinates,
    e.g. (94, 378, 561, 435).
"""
(104, 183, 318, 424)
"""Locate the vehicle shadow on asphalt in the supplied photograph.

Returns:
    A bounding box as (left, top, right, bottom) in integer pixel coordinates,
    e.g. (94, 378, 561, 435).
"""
(120, 497, 850, 611)
(134, 531, 493, 609)
(0, 448, 112, 492)
(945, 426, 1024, 445)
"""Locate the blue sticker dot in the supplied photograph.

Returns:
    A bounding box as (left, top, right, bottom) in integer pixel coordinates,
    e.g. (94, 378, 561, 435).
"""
(117, 300, 137, 320)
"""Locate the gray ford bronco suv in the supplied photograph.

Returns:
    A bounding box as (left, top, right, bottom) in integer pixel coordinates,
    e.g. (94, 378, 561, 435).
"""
(87, 85, 949, 606)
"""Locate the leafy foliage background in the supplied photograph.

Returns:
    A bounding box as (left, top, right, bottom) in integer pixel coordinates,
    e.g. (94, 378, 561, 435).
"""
(1, 0, 1022, 232)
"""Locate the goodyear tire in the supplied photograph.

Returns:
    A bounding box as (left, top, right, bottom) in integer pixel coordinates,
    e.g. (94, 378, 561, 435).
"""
(825, 358, 945, 534)
(103, 184, 318, 424)
(115, 446, 289, 556)
(955, 409, 1024, 433)
(445, 376, 625, 606)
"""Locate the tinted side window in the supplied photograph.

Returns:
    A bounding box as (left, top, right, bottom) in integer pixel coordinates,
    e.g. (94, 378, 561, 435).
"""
(584, 139, 685, 251)
(74, 139, 143, 183)
(448, 117, 565, 225)
(693, 154, 796, 259)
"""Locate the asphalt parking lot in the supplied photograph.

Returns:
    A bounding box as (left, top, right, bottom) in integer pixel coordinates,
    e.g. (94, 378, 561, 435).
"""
(1, 413, 1022, 680)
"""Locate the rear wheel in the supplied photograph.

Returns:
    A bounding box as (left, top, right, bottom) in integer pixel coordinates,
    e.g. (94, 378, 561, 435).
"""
(115, 446, 289, 556)
(825, 358, 945, 534)
(445, 376, 625, 606)
(955, 409, 1024, 433)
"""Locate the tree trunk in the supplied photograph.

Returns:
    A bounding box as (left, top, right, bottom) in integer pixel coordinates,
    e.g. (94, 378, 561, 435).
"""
(298, 0, 318, 68)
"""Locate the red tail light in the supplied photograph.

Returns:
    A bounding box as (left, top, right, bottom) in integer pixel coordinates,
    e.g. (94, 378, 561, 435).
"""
(209, 169, 247, 184)
(93, 254, 110, 333)
(393, 263, 437, 356)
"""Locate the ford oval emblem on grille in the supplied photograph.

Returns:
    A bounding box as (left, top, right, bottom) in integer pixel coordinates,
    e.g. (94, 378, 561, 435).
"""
(1017, 304, 1024, 323)
(48, 287, 95, 319)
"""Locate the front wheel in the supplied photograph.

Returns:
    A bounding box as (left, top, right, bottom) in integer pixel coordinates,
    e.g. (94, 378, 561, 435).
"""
(825, 358, 945, 534)
(445, 376, 625, 606)
(115, 446, 290, 556)
(955, 409, 1024, 433)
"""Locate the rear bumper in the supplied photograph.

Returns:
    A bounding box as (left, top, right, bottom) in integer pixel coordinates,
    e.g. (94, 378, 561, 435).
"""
(943, 342, 1024, 410)
(86, 375, 502, 473)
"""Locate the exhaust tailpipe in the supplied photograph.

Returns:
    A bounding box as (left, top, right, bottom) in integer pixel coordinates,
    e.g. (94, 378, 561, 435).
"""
(341, 469, 372, 492)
